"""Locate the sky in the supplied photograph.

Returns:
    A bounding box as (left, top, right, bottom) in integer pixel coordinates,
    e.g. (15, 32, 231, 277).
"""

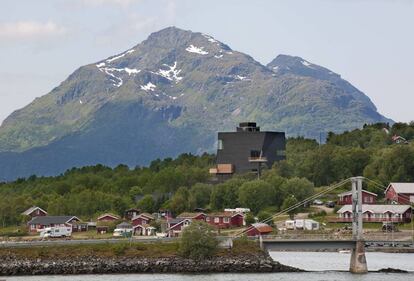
(0, 0, 413, 124)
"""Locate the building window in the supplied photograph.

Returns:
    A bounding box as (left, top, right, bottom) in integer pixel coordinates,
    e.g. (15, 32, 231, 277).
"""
(218, 139, 223, 150)
(214, 217, 220, 223)
(206, 217, 210, 222)
(223, 217, 229, 223)
(250, 150, 260, 158)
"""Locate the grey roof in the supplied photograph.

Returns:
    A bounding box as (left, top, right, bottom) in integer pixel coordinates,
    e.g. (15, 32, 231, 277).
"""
(337, 205, 411, 214)
(337, 189, 378, 197)
(27, 216, 79, 225)
(116, 222, 133, 229)
(168, 218, 184, 225)
(22, 206, 47, 216)
(388, 183, 414, 194)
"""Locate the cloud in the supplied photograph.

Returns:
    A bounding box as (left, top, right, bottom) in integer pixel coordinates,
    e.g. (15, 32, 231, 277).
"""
(0, 21, 66, 41)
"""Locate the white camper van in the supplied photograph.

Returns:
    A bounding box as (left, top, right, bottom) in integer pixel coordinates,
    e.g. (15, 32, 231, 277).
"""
(294, 219, 304, 230)
(40, 226, 72, 238)
(285, 220, 295, 230)
(304, 219, 320, 231)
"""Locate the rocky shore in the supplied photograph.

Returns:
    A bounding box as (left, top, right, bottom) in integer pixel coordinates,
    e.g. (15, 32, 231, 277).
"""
(0, 252, 301, 276)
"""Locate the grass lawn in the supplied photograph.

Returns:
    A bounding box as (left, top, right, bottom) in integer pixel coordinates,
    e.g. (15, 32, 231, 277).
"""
(0, 239, 262, 259)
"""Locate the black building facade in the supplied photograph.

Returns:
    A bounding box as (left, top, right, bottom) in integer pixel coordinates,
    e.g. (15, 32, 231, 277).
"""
(210, 122, 286, 178)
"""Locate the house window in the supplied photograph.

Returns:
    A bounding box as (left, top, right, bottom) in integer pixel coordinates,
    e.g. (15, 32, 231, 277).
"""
(223, 217, 229, 223)
(206, 217, 210, 222)
(214, 217, 220, 223)
(218, 139, 223, 150)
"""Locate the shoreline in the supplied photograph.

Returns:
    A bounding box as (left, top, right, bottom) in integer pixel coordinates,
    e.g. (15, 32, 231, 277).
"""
(0, 253, 302, 276)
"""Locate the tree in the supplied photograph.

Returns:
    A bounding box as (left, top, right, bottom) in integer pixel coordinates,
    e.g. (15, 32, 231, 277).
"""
(244, 213, 255, 225)
(238, 180, 276, 214)
(137, 195, 155, 213)
(281, 177, 314, 202)
(188, 183, 212, 210)
(169, 186, 189, 215)
(282, 195, 298, 219)
(179, 220, 218, 260)
(257, 211, 274, 226)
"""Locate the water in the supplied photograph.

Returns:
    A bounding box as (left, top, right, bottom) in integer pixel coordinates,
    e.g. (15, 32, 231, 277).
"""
(269, 251, 414, 271)
(3, 273, 413, 281)
(3, 252, 414, 281)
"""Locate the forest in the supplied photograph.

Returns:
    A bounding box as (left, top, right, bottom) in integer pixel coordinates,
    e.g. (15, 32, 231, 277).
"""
(1, 122, 414, 227)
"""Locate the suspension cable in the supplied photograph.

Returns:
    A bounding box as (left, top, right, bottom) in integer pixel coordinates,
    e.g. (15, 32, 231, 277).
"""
(233, 177, 352, 238)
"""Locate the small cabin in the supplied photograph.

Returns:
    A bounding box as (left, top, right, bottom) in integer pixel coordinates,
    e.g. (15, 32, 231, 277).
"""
(337, 190, 377, 205)
(97, 213, 120, 222)
(22, 206, 48, 219)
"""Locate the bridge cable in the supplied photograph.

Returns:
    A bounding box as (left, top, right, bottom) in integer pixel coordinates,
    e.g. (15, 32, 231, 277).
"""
(233, 177, 352, 238)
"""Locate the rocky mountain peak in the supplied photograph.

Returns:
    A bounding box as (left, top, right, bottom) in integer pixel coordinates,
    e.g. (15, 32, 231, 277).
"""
(267, 54, 341, 81)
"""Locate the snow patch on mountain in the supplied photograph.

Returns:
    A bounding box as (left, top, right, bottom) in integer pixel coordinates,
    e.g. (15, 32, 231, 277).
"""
(140, 82, 156, 92)
(201, 33, 219, 44)
(96, 60, 140, 87)
(301, 60, 314, 68)
(106, 49, 135, 63)
(214, 54, 223, 59)
(153, 61, 183, 83)
(186, 45, 208, 55)
(124, 68, 141, 75)
(235, 75, 247, 81)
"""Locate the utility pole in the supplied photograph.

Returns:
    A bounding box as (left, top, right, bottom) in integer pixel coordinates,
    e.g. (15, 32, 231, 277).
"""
(350, 176, 367, 274)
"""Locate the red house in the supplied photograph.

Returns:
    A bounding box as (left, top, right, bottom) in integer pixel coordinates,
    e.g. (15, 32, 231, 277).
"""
(246, 223, 273, 237)
(166, 218, 192, 237)
(131, 213, 155, 235)
(177, 212, 206, 221)
(22, 206, 47, 219)
(131, 213, 154, 226)
(205, 212, 244, 228)
(97, 213, 120, 222)
(27, 216, 80, 232)
(337, 190, 377, 205)
(385, 183, 414, 204)
(335, 204, 412, 223)
(124, 208, 140, 220)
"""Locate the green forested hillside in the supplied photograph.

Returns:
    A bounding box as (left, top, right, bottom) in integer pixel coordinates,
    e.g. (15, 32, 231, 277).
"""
(1, 122, 413, 227)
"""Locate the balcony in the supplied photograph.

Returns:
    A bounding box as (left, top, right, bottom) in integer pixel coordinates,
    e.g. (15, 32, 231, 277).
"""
(248, 156, 268, 163)
(209, 164, 234, 174)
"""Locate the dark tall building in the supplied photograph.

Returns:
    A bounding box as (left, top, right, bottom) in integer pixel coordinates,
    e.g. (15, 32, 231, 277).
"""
(210, 122, 286, 178)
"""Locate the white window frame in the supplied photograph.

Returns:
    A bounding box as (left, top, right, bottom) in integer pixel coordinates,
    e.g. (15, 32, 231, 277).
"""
(214, 217, 220, 223)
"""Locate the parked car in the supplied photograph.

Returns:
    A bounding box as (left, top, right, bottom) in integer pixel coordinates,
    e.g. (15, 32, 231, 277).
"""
(325, 201, 335, 208)
(313, 199, 324, 205)
(382, 222, 399, 232)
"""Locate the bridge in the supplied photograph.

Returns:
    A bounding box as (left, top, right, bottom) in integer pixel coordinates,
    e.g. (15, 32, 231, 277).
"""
(233, 176, 414, 274)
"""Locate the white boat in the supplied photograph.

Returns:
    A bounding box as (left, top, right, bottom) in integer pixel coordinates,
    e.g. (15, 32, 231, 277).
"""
(338, 250, 351, 254)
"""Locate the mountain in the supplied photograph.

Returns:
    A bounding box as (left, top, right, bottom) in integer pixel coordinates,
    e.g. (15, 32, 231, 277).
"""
(0, 27, 391, 180)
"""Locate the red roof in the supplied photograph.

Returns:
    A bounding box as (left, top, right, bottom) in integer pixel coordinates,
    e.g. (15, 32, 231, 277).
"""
(252, 223, 273, 233)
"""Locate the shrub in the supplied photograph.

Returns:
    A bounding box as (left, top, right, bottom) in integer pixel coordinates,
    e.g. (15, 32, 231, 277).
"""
(244, 213, 255, 225)
(257, 211, 275, 226)
(179, 221, 218, 260)
(308, 210, 327, 218)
